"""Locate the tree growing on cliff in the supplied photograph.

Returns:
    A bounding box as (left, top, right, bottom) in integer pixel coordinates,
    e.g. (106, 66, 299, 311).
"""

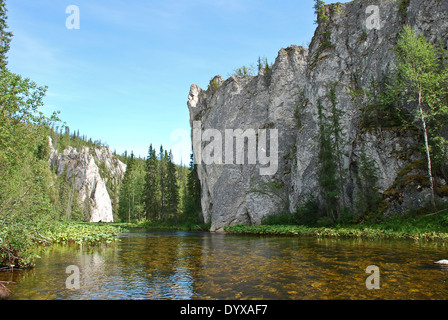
(355, 146, 381, 218)
(328, 85, 347, 209)
(392, 25, 448, 209)
(316, 98, 340, 221)
(314, 0, 328, 25)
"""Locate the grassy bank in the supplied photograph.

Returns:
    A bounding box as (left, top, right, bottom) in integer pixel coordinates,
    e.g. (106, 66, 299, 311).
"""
(224, 211, 448, 241)
(45, 222, 125, 246)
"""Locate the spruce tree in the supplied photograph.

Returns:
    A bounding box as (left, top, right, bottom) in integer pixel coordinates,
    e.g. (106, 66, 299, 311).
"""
(166, 150, 179, 223)
(185, 152, 202, 220)
(158, 146, 167, 221)
(355, 146, 381, 217)
(144, 144, 160, 220)
(316, 98, 340, 222)
(328, 85, 347, 211)
(118, 151, 135, 221)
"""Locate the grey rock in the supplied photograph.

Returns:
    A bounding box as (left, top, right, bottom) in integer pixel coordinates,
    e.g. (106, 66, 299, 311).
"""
(188, 0, 448, 231)
(49, 138, 126, 222)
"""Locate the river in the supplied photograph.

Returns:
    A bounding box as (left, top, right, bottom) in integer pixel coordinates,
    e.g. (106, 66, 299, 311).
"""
(2, 230, 448, 300)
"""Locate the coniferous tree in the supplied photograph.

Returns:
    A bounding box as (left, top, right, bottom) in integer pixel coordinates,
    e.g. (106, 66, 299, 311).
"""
(355, 146, 381, 217)
(185, 152, 202, 220)
(144, 144, 160, 220)
(316, 98, 340, 222)
(328, 85, 347, 212)
(166, 150, 179, 223)
(118, 152, 135, 221)
(158, 146, 168, 221)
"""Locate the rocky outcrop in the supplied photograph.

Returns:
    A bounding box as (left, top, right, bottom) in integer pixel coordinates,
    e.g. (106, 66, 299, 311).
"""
(49, 139, 126, 222)
(188, 0, 448, 231)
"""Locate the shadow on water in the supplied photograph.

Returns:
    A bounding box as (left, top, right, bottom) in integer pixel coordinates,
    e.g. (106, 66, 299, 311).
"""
(2, 230, 448, 300)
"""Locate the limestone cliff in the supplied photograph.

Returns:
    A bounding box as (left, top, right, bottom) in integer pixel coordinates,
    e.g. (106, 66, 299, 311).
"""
(49, 139, 126, 222)
(188, 0, 448, 231)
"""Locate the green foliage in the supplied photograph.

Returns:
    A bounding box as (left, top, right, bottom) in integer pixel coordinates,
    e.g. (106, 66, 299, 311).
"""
(144, 144, 160, 220)
(226, 210, 448, 241)
(184, 152, 202, 221)
(293, 195, 321, 226)
(210, 79, 220, 90)
(45, 222, 123, 246)
(313, 0, 328, 25)
(262, 212, 294, 226)
(118, 152, 146, 222)
(233, 65, 253, 77)
(122, 145, 200, 226)
(0, 1, 12, 71)
(0, 4, 61, 268)
(391, 25, 448, 207)
(166, 150, 180, 221)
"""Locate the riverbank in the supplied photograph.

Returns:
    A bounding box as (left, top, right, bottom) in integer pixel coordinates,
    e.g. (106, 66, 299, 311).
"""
(45, 222, 125, 245)
(119, 220, 211, 232)
(224, 211, 448, 241)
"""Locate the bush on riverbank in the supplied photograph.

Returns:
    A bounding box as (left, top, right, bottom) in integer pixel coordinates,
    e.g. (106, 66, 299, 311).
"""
(0, 222, 124, 269)
(123, 218, 211, 231)
(45, 222, 124, 245)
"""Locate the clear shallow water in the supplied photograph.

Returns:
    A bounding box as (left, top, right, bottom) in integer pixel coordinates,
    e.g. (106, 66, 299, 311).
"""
(2, 230, 448, 300)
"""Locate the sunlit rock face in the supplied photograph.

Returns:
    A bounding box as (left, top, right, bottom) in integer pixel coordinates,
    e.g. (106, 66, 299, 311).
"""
(49, 139, 126, 223)
(188, 0, 448, 231)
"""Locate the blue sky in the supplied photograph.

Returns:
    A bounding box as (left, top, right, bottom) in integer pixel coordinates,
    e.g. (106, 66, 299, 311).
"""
(7, 0, 338, 164)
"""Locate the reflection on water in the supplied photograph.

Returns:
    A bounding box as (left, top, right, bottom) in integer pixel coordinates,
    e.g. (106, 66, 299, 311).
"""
(2, 231, 448, 300)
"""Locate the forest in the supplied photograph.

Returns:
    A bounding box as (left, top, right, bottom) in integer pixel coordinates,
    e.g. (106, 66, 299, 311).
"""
(0, 0, 202, 269)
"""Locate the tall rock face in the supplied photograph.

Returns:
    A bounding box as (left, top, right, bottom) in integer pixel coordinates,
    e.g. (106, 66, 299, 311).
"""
(49, 140, 126, 223)
(188, 0, 448, 231)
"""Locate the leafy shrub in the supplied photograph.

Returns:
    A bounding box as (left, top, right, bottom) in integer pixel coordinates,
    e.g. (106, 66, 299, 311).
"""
(262, 212, 293, 226)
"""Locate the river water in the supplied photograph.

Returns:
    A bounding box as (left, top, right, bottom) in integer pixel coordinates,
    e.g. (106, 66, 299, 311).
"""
(2, 230, 448, 300)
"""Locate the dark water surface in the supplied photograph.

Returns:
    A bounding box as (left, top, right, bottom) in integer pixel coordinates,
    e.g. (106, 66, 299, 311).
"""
(2, 230, 448, 300)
